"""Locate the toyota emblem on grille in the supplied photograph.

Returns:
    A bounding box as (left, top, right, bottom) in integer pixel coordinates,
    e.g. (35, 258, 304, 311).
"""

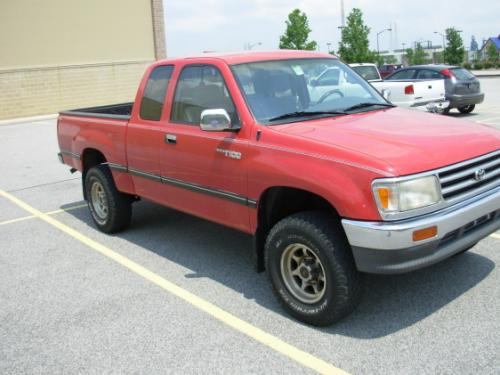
(474, 168, 486, 181)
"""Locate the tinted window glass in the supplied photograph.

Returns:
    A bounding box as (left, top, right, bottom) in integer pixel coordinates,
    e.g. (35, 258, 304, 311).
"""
(171, 65, 239, 125)
(451, 68, 475, 80)
(416, 69, 442, 79)
(140, 65, 173, 121)
(386, 69, 416, 80)
(351, 65, 380, 81)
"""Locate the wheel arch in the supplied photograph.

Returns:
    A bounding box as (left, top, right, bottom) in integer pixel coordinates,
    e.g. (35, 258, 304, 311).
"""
(81, 148, 107, 200)
(253, 186, 342, 272)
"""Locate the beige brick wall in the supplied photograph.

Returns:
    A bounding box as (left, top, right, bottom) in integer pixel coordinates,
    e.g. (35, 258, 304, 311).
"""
(0, 61, 152, 120)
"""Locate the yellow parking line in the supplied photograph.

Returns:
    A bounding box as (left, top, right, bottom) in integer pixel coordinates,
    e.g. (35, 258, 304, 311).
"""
(0, 203, 87, 226)
(0, 189, 349, 375)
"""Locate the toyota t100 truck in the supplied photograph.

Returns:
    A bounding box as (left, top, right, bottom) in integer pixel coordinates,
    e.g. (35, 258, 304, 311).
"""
(57, 51, 500, 326)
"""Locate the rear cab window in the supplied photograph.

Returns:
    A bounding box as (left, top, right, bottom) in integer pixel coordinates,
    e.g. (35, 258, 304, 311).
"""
(140, 65, 174, 121)
(351, 66, 380, 81)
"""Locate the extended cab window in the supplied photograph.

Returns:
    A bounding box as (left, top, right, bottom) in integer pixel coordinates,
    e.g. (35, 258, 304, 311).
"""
(171, 65, 239, 125)
(140, 65, 174, 121)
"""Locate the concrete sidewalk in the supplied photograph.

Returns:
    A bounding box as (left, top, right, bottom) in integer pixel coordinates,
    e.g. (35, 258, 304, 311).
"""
(471, 70, 500, 77)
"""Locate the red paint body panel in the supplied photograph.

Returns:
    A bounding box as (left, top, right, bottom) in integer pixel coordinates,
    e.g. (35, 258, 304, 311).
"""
(57, 51, 500, 234)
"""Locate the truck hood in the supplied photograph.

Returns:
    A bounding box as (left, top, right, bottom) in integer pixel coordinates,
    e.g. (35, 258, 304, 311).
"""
(272, 107, 500, 175)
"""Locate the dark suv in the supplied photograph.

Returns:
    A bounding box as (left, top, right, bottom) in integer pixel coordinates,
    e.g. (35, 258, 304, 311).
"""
(385, 65, 484, 114)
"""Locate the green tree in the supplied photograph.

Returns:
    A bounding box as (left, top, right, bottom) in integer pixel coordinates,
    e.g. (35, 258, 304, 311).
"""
(279, 9, 317, 50)
(444, 28, 465, 65)
(405, 44, 426, 65)
(486, 42, 499, 64)
(338, 8, 376, 63)
(383, 55, 397, 64)
(405, 48, 414, 65)
(413, 43, 426, 64)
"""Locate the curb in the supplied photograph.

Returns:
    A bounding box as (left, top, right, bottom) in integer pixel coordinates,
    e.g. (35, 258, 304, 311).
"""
(471, 70, 500, 78)
(0, 114, 58, 126)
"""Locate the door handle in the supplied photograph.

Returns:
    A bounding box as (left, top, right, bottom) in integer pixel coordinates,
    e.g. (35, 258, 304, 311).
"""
(165, 134, 177, 144)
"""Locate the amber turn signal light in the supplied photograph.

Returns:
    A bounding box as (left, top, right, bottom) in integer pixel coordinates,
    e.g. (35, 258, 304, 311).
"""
(412, 226, 437, 242)
(377, 188, 390, 209)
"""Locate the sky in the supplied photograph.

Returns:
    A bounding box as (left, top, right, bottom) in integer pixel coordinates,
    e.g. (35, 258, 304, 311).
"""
(163, 0, 499, 57)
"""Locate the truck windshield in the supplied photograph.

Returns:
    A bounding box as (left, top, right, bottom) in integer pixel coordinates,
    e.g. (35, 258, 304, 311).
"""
(231, 58, 387, 124)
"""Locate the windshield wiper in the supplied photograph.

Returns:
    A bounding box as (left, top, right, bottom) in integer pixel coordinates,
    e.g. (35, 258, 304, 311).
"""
(268, 110, 347, 122)
(343, 102, 395, 112)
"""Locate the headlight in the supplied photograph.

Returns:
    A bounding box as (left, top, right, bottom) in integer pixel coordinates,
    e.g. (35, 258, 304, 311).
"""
(372, 175, 442, 219)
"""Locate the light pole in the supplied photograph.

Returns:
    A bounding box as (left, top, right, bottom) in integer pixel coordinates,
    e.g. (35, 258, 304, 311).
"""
(377, 28, 392, 65)
(326, 42, 332, 53)
(434, 31, 446, 63)
(402, 42, 406, 65)
(245, 42, 262, 50)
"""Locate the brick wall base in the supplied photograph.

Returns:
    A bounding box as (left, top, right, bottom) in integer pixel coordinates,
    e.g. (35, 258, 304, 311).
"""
(0, 61, 152, 120)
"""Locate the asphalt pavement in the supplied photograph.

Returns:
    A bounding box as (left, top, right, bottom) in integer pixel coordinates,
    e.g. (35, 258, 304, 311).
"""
(1, 77, 499, 375)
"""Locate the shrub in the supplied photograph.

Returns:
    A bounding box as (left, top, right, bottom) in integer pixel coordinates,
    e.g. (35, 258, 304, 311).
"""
(463, 62, 472, 70)
(483, 62, 493, 69)
(474, 63, 483, 70)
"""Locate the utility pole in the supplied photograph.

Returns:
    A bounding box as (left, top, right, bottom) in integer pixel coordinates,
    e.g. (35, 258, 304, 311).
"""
(377, 27, 392, 65)
(340, 0, 345, 28)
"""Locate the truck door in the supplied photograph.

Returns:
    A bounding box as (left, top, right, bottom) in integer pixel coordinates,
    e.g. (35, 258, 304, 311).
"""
(126, 65, 174, 201)
(159, 64, 252, 233)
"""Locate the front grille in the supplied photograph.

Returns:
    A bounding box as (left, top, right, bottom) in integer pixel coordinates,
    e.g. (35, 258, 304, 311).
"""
(438, 151, 500, 201)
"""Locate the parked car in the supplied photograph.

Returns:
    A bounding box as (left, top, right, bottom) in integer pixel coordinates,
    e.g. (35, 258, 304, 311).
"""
(379, 64, 403, 78)
(385, 65, 484, 113)
(349, 63, 446, 108)
(57, 51, 500, 326)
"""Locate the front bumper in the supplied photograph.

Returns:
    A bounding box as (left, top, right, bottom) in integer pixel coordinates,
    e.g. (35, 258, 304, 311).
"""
(447, 92, 484, 108)
(341, 186, 500, 274)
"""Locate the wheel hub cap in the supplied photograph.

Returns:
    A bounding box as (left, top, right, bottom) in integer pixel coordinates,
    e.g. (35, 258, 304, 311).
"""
(280, 244, 327, 304)
(90, 180, 108, 222)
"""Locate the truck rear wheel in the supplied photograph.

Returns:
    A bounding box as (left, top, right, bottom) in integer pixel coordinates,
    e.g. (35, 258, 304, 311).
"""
(85, 165, 132, 233)
(265, 211, 361, 326)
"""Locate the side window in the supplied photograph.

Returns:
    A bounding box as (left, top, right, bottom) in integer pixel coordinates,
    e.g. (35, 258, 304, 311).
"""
(171, 65, 239, 125)
(387, 69, 416, 80)
(416, 69, 442, 79)
(140, 65, 174, 121)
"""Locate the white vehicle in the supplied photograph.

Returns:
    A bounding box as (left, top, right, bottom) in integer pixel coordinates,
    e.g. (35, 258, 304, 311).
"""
(348, 63, 448, 109)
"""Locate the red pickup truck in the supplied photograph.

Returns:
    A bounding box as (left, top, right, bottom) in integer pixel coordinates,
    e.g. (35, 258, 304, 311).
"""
(58, 51, 500, 326)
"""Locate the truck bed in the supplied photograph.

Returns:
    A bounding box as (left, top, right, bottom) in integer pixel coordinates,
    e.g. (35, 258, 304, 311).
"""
(59, 102, 133, 120)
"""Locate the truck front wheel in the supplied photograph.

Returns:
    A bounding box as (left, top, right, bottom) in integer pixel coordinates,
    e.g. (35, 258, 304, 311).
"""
(265, 211, 361, 326)
(85, 165, 132, 233)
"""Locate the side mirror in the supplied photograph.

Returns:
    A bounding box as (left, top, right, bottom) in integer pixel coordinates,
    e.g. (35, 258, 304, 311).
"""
(381, 89, 391, 101)
(310, 78, 318, 87)
(200, 109, 234, 132)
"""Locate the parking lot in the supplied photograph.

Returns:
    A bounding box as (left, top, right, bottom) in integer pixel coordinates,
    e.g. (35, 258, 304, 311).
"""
(1, 77, 499, 375)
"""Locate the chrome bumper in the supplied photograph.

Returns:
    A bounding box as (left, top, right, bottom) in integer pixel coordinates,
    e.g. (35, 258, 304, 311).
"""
(341, 186, 500, 274)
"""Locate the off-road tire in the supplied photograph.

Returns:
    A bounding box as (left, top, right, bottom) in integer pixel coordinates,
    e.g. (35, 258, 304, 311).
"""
(84, 165, 132, 233)
(265, 211, 361, 326)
